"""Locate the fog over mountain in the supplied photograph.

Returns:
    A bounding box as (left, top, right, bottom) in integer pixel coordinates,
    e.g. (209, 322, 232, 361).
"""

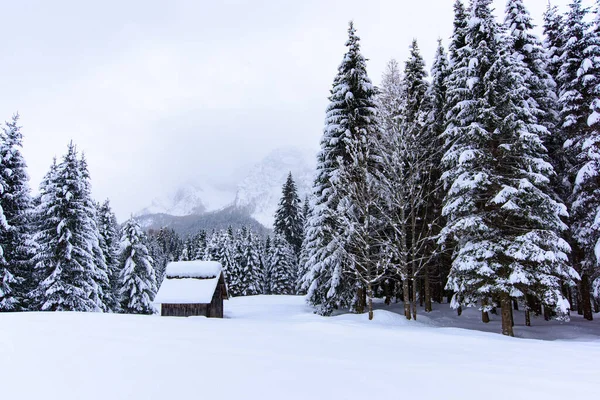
(136, 146, 316, 233)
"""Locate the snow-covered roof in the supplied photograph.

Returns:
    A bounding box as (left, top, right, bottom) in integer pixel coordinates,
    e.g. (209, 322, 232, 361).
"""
(154, 261, 224, 304)
(154, 277, 219, 304)
(165, 261, 222, 279)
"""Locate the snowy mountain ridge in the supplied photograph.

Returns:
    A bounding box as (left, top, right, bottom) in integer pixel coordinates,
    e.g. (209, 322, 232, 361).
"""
(137, 147, 316, 229)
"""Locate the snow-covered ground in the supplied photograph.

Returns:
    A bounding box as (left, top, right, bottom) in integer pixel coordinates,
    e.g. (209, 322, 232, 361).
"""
(1, 296, 599, 400)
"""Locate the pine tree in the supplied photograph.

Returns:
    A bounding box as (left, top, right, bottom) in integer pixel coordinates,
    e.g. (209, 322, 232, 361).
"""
(192, 230, 207, 260)
(205, 229, 238, 293)
(31, 143, 102, 312)
(504, 0, 558, 133)
(376, 58, 406, 307)
(449, 0, 468, 66)
(97, 199, 121, 312)
(118, 217, 156, 314)
(273, 172, 303, 257)
(0, 114, 36, 310)
(440, 0, 576, 336)
(300, 22, 383, 316)
(268, 234, 296, 295)
(543, 3, 566, 86)
(569, 0, 600, 319)
(239, 229, 263, 296)
(425, 39, 451, 310)
(79, 154, 110, 312)
(558, 0, 595, 320)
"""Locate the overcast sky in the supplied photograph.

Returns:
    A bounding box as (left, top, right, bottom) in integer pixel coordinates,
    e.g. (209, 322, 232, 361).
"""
(0, 0, 591, 220)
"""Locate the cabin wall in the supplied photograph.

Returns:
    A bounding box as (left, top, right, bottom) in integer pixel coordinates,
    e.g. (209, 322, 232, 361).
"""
(161, 303, 208, 317)
(208, 285, 224, 318)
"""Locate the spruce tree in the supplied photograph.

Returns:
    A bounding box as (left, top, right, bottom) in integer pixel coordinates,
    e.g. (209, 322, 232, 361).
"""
(273, 172, 303, 257)
(31, 143, 102, 312)
(300, 22, 382, 316)
(376, 59, 406, 307)
(118, 217, 156, 314)
(239, 230, 262, 296)
(97, 199, 121, 312)
(268, 234, 296, 295)
(569, 0, 600, 318)
(504, 0, 558, 134)
(543, 3, 566, 87)
(440, 0, 576, 336)
(558, 0, 595, 320)
(79, 154, 110, 311)
(425, 39, 451, 310)
(0, 114, 36, 310)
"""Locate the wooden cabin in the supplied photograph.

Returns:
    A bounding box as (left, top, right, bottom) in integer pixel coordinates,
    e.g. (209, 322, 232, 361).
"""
(154, 261, 228, 318)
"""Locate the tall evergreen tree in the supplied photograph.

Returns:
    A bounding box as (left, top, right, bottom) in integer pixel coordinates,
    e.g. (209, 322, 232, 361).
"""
(425, 39, 451, 309)
(543, 3, 566, 86)
(97, 199, 121, 312)
(301, 22, 385, 317)
(273, 172, 303, 257)
(504, 0, 558, 133)
(569, 0, 600, 318)
(0, 114, 36, 310)
(31, 143, 102, 312)
(118, 217, 156, 314)
(268, 234, 296, 295)
(440, 0, 576, 336)
(79, 154, 110, 312)
(558, 0, 595, 320)
(239, 229, 263, 296)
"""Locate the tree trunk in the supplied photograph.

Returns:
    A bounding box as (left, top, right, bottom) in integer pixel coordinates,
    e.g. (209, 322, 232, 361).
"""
(481, 298, 489, 323)
(356, 286, 365, 314)
(412, 278, 418, 321)
(581, 273, 594, 321)
(424, 265, 432, 312)
(525, 305, 531, 327)
(457, 305, 462, 316)
(513, 299, 519, 311)
(403, 277, 411, 320)
(577, 286, 583, 315)
(543, 304, 551, 321)
(367, 283, 374, 320)
(501, 294, 514, 337)
(419, 278, 424, 307)
(384, 280, 391, 305)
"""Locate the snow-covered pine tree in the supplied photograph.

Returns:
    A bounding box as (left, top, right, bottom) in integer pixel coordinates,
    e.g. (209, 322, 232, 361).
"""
(97, 199, 121, 312)
(263, 235, 272, 294)
(569, 0, 600, 319)
(300, 22, 383, 316)
(147, 231, 167, 287)
(205, 229, 238, 294)
(376, 58, 407, 307)
(273, 172, 303, 258)
(0, 114, 36, 311)
(504, 0, 558, 135)
(558, 0, 595, 320)
(425, 39, 451, 308)
(449, 0, 468, 66)
(268, 234, 296, 295)
(239, 229, 263, 296)
(440, 0, 576, 336)
(400, 39, 439, 319)
(543, 3, 566, 89)
(192, 230, 207, 260)
(178, 237, 191, 261)
(118, 217, 156, 314)
(79, 154, 110, 312)
(0, 171, 15, 310)
(31, 143, 102, 312)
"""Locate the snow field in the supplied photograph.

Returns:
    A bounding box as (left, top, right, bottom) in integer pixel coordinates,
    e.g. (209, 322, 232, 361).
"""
(1, 295, 599, 400)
